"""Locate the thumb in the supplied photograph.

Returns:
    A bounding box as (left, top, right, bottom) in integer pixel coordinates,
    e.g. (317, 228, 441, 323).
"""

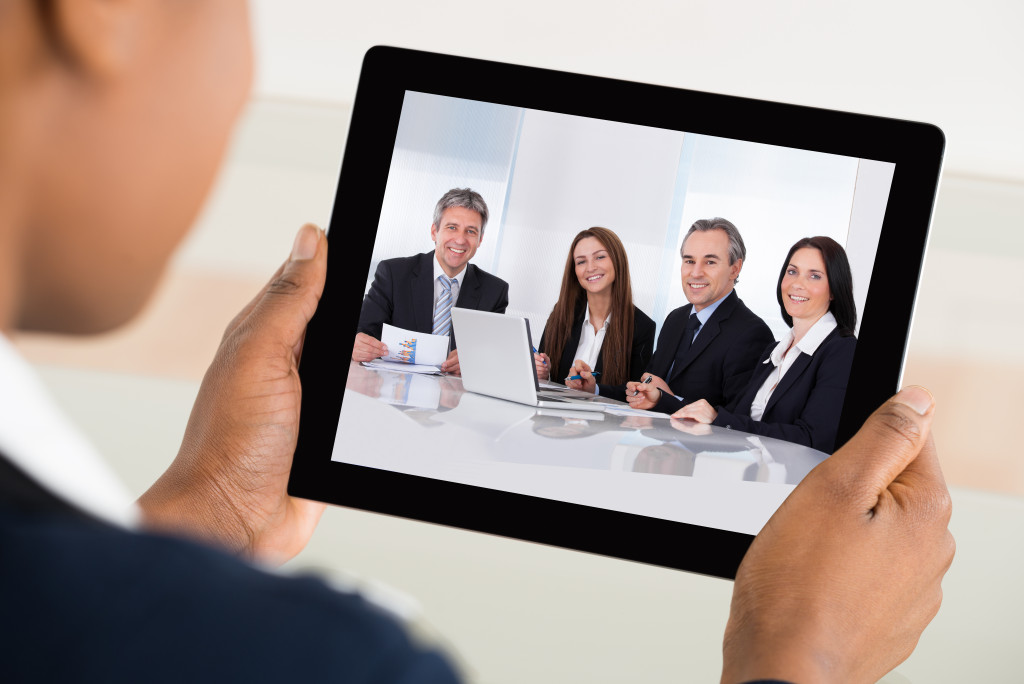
(246, 224, 327, 347)
(818, 385, 936, 507)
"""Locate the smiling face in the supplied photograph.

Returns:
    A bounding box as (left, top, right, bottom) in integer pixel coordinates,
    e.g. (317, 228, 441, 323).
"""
(430, 206, 483, 278)
(781, 247, 832, 324)
(680, 229, 742, 311)
(573, 236, 616, 298)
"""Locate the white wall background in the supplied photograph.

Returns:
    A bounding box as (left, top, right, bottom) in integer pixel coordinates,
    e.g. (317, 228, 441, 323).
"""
(666, 135, 863, 338)
(497, 111, 682, 327)
(371, 93, 523, 289)
(371, 94, 888, 342)
(248, 0, 1024, 183)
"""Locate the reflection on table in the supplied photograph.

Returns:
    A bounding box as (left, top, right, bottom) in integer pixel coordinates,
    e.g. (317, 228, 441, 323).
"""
(336, 362, 829, 535)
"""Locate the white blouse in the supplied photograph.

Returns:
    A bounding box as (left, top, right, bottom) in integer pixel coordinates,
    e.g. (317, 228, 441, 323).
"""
(571, 306, 611, 372)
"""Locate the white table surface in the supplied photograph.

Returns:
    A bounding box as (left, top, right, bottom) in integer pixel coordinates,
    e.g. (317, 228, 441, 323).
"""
(335, 362, 830, 537)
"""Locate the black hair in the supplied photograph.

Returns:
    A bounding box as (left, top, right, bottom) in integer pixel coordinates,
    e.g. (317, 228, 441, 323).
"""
(776, 236, 857, 336)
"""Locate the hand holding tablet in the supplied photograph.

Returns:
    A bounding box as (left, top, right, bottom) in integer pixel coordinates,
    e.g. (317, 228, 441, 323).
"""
(724, 387, 953, 682)
(141, 224, 329, 564)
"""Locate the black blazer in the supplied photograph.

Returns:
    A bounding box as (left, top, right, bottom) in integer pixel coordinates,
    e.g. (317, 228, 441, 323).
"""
(603, 290, 774, 411)
(357, 251, 510, 349)
(712, 328, 857, 454)
(538, 303, 656, 385)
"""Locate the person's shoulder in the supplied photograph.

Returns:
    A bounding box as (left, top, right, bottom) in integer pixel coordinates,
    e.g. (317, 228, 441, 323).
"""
(466, 262, 509, 289)
(379, 251, 432, 271)
(723, 291, 756, 318)
(726, 292, 772, 331)
(754, 338, 777, 363)
(818, 328, 857, 356)
(632, 305, 656, 332)
(1, 512, 460, 683)
(662, 303, 693, 325)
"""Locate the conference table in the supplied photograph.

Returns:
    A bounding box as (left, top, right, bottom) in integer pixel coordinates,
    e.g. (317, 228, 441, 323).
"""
(333, 361, 829, 536)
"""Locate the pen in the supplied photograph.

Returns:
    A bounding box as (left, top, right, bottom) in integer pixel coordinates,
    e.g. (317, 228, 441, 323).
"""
(568, 371, 600, 381)
(532, 346, 547, 365)
(632, 375, 653, 396)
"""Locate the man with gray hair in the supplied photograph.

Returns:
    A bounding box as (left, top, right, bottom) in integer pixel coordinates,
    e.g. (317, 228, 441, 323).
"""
(576, 217, 772, 413)
(353, 188, 510, 374)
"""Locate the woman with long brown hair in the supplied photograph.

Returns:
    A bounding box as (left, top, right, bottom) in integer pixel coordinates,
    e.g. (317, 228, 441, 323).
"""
(534, 227, 655, 387)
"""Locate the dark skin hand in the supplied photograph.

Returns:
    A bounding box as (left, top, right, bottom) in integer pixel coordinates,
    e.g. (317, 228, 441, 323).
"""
(722, 386, 954, 683)
(139, 224, 328, 565)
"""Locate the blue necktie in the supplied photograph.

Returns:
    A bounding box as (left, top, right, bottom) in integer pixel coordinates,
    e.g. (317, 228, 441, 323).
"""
(432, 275, 456, 336)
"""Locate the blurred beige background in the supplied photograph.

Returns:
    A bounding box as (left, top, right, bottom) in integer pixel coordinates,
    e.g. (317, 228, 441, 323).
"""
(12, 1, 1024, 682)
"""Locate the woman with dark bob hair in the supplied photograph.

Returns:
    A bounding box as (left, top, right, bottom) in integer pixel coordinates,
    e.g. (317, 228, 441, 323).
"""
(673, 236, 857, 453)
(534, 227, 655, 387)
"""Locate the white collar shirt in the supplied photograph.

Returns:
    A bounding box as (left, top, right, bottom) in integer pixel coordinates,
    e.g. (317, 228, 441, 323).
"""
(571, 306, 611, 374)
(748, 311, 838, 421)
(0, 333, 138, 528)
(691, 290, 729, 340)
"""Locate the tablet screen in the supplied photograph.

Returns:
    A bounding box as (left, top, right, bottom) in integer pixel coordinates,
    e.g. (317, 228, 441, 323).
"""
(334, 88, 891, 533)
(292, 47, 942, 578)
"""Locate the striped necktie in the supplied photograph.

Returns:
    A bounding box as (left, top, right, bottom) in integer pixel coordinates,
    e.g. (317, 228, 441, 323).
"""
(432, 275, 456, 336)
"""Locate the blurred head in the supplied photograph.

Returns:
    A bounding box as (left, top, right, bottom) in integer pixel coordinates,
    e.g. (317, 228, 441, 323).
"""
(632, 444, 696, 476)
(429, 188, 488, 278)
(531, 415, 591, 439)
(679, 218, 745, 311)
(0, 0, 252, 334)
(776, 236, 857, 335)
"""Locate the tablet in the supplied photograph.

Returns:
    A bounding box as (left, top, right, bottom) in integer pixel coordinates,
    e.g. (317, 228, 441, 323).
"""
(290, 46, 943, 579)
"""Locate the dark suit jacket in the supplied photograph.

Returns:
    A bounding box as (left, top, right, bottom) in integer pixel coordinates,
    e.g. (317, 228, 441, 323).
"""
(538, 303, 656, 385)
(0, 455, 460, 683)
(712, 328, 857, 454)
(602, 290, 774, 411)
(358, 251, 510, 349)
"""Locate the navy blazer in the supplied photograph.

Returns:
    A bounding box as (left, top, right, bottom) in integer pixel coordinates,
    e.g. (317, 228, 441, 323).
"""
(538, 303, 656, 385)
(602, 290, 774, 411)
(0, 455, 460, 683)
(712, 328, 857, 454)
(358, 251, 510, 349)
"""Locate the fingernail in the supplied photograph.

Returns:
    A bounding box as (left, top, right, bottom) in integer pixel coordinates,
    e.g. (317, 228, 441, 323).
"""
(893, 385, 934, 416)
(291, 224, 321, 261)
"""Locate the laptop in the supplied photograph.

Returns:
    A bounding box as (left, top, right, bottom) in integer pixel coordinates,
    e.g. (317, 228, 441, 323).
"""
(451, 308, 617, 411)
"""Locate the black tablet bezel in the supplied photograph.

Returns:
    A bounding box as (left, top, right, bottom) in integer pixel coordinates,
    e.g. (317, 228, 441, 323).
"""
(289, 46, 943, 579)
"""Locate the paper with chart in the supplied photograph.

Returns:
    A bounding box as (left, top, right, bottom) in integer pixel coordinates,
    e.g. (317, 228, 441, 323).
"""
(379, 323, 450, 367)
